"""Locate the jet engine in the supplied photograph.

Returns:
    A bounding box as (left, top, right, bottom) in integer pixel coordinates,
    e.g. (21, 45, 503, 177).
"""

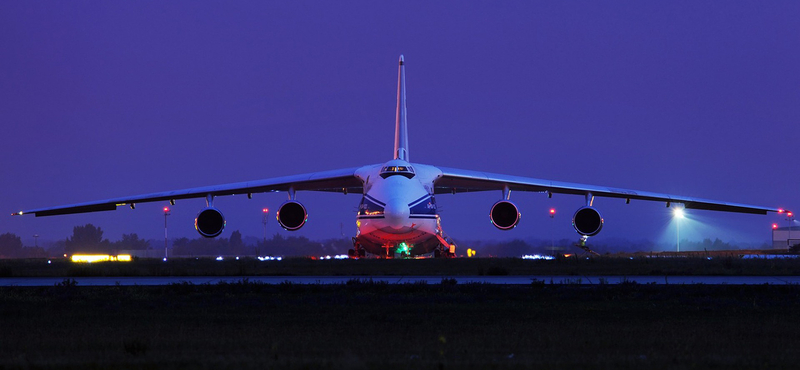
(572, 206, 603, 236)
(490, 200, 521, 230)
(195, 207, 226, 238)
(277, 201, 308, 231)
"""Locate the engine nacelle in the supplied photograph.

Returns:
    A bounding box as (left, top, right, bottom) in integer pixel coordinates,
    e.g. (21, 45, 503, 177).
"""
(195, 207, 226, 238)
(490, 200, 521, 230)
(277, 201, 308, 231)
(572, 206, 603, 236)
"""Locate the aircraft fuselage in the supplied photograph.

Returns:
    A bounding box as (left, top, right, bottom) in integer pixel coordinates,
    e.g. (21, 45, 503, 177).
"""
(353, 160, 446, 256)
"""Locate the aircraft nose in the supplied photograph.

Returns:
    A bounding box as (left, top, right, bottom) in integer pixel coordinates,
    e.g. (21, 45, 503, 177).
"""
(383, 198, 409, 228)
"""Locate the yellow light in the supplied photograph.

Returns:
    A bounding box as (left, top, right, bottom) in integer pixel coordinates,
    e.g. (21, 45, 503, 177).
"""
(71, 255, 111, 263)
(70, 254, 133, 263)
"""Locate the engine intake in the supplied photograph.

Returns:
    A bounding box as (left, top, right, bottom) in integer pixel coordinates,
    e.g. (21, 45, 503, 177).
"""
(277, 201, 308, 231)
(572, 206, 603, 236)
(490, 200, 520, 230)
(195, 207, 226, 238)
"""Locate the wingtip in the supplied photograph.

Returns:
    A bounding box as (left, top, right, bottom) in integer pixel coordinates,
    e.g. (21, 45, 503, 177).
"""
(399, 55, 404, 65)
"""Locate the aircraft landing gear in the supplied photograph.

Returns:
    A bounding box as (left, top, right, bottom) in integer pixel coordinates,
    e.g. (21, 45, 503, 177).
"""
(434, 244, 455, 258)
(349, 238, 366, 259)
(573, 235, 600, 256)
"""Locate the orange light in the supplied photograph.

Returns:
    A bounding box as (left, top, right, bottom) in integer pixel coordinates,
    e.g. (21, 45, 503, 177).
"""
(778, 209, 785, 213)
(789, 212, 794, 218)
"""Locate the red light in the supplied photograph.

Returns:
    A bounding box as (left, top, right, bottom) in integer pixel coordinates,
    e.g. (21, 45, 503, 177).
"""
(773, 224, 779, 229)
(549, 208, 556, 214)
(163, 207, 169, 212)
(263, 208, 269, 213)
(788, 212, 794, 218)
(778, 209, 785, 213)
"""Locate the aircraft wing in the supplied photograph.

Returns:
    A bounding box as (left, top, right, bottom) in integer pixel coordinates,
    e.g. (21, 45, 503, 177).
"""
(433, 166, 780, 215)
(14, 167, 365, 217)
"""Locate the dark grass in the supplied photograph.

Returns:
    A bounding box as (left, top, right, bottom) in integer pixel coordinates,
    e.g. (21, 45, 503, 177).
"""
(2, 281, 800, 369)
(3, 256, 800, 278)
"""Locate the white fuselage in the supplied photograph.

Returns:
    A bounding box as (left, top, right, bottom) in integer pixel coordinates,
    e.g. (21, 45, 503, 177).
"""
(353, 161, 445, 256)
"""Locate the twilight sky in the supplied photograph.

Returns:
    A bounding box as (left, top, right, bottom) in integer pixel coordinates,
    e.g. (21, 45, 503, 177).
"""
(2, 1, 798, 248)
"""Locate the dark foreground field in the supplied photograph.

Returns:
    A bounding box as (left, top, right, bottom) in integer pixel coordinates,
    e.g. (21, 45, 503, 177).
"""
(3, 255, 800, 277)
(2, 281, 800, 369)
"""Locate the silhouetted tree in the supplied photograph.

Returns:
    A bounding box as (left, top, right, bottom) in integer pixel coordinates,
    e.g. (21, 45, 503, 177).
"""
(113, 233, 150, 251)
(0, 233, 23, 258)
(65, 224, 111, 254)
(229, 230, 245, 255)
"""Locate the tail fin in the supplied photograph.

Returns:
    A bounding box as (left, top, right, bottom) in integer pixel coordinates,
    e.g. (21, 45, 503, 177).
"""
(394, 55, 409, 161)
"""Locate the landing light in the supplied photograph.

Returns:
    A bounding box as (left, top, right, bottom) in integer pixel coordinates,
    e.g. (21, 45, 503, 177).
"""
(673, 208, 685, 219)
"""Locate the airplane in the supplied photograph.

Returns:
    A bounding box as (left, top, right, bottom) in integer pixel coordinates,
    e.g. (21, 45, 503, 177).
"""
(13, 55, 786, 258)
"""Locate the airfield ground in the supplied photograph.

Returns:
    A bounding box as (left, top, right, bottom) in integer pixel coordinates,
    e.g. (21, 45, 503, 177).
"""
(2, 281, 800, 369)
(2, 254, 800, 277)
(1, 257, 800, 369)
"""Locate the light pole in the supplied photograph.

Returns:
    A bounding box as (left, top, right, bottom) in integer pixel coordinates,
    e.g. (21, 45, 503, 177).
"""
(787, 211, 795, 248)
(262, 208, 269, 255)
(673, 207, 684, 253)
(163, 207, 171, 259)
(33, 234, 39, 248)
(549, 208, 556, 250)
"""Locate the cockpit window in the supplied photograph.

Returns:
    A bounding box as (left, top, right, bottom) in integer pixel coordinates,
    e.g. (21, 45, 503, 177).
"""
(380, 165, 415, 179)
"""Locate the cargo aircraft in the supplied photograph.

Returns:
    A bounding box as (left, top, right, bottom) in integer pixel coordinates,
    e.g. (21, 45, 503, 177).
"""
(14, 56, 785, 257)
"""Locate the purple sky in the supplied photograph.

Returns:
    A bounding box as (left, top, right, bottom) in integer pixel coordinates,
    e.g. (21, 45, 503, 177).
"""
(2, 1, 798, 248)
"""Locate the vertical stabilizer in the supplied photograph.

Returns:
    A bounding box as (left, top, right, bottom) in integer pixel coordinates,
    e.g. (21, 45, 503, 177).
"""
(394, 55, 409, 161)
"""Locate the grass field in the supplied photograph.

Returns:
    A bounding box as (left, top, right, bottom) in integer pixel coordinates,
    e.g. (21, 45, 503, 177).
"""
(3, 255, 800, 277)
(2, 257, 800, 369)
(2, 281, 800, 369)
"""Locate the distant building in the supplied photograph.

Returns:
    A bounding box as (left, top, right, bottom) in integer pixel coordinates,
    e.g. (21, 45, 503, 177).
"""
(772, 226, 800, 249)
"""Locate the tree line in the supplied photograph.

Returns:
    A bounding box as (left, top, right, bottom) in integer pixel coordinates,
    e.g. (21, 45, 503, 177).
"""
(0, 223, 777, 259)
(0, 224, 353, 258)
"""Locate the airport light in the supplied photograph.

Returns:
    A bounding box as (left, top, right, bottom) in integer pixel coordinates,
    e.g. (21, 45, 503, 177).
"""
(549, 208, 556, 250)
(672, 207, 685, 252)
(163, 207, 171, 259)
(262, 208, 269, 255)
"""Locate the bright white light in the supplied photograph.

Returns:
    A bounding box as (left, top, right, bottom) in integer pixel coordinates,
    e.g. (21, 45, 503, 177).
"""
(673, 208, 685, 219)
(216, 256, 223, 261)
(521, 254, 555, 260)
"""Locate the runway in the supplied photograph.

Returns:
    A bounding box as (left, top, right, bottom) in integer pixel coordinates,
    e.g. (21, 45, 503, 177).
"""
(2, 275, 800, 286)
